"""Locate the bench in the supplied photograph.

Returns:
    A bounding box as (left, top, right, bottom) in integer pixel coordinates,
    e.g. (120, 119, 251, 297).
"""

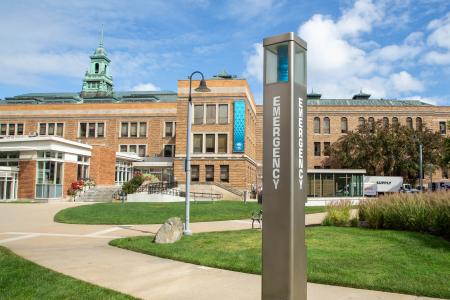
(251, 210, 263, 229)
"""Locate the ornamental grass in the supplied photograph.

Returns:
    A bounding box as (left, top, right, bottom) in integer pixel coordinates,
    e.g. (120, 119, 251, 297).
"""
(359, 192, 450, 238)
(322, 199, 353, 226)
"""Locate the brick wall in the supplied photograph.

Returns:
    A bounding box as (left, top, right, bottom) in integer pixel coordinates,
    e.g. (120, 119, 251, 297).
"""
(90, 146, 116, 186)
(63, 162, 78, 199)
(18, 160, 36, 200)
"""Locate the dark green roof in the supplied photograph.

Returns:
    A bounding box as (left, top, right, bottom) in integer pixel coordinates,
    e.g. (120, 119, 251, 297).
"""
(2, 90, 177, 104)
(307, 98, 432, 106)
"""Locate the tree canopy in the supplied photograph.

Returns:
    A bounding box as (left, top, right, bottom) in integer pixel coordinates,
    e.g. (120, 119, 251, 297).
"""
(326, 121, 444, 183)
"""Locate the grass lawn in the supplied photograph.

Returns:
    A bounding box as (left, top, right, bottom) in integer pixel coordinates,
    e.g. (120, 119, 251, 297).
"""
(0, 246, 134, 299)
(55, 201, 325, 224)
(110, 227, 450, 299)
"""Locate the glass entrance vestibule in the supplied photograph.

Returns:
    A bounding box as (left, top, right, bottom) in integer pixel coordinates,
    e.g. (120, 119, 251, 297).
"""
(307, 169, 365, 198)
(0, 167, 19, 201)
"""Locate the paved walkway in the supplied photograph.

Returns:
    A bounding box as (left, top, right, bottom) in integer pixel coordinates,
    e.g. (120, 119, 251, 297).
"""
(0, 203, 442, 300)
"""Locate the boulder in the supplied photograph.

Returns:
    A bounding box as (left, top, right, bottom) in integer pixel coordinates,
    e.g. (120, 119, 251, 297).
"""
(154, 217, 184, 244)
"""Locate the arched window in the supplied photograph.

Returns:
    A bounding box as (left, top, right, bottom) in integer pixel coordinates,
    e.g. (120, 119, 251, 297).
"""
(95, 63, 99, 73)
(392, 117, 399, 128)
(383, 117, 389, 129)
(368, 117, 375, 132)
(358, 117, 365, 128)
(416, 117, 422, 131)
(406, 117, 413, 129)
(314, 117, 320, 134)
(341, 117, 348, 133)
(324, 117, 330, 134)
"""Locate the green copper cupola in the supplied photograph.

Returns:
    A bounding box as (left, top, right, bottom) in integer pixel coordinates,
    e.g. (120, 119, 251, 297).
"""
(81, 26, 114, 97)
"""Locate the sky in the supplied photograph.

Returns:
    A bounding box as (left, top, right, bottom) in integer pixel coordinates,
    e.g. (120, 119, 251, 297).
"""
(1, 0, 450, 105)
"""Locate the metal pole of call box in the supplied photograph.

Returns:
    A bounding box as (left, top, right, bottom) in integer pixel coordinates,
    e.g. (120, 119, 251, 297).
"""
(262, 32, 308, 300)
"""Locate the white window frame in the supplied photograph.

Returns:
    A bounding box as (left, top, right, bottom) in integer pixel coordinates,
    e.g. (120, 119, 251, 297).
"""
(164, 121, 176, 138)
(78, 122, 106, 138)
(163, 144, 176, 157)
(0, 123, 25, 136)
(191, 132, 229, 154)
(38, 122, 65, 137)
(119, 121, 148, 138)
(118, 144, 147, 157)
(218, 103, 229, 124)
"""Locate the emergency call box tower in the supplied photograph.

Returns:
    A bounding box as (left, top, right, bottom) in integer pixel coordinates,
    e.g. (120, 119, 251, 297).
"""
(262, 32, 308, 300)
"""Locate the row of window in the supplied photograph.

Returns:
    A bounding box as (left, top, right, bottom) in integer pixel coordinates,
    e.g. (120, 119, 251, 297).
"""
(0, 123, 24, 136)
(39, 123, 64, 136)
(314, 142, 331, 157)
(118, 144, 175, 157)
(194, 104, 229, 125)
(313, 117, 425, 134)
(193, 133, 228, 154)
(191, 165, 229, 182)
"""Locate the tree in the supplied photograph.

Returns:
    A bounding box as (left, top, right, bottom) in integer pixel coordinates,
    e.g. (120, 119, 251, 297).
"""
(327, 121, 443, 183)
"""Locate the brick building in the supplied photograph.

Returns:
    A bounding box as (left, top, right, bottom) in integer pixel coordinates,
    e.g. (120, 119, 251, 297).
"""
(1, 37, 450, 202)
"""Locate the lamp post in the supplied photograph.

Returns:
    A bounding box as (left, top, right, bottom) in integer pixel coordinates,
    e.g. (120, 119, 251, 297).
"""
(184, 71, 210, 236)
(419, 143, 423, 192)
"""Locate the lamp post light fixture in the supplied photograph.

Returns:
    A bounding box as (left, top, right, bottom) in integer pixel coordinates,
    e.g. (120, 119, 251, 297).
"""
(184, 71, 210, 236)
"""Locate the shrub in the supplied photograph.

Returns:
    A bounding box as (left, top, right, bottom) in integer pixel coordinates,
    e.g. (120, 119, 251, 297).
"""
(122, 175, 145, 194)
(359, 192, 450, 238)
(322, 199, 352, 226)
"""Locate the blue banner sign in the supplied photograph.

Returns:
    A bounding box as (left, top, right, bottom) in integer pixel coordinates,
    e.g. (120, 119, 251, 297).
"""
(233, 100, 246, 153)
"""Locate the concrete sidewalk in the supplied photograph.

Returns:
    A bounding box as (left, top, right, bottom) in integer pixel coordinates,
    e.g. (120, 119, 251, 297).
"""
(0, 203, 443, 300)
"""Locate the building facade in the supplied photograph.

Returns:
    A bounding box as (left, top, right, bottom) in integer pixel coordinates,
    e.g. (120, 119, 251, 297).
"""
(1, 37, 450, 201)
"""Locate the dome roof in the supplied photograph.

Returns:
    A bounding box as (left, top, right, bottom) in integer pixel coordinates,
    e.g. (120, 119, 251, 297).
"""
(94, 46, 106, 56)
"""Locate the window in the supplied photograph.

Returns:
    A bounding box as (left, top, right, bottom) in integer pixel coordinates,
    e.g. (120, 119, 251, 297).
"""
(120, 122, 146, 138)
(77, 155, 90, 180)
(368, 117, 375, 132)
(416, 117, 423, 131)
(80, 122, 106, 138)
(164, 145, 175, 157)
(130, 122, 138, 137)
(121, 123, 128, 137)
(191, 165, 199, 182)
(358, 117, 365, 128)
(205, 165, 214, 181)
(119, 145, 147, 157)
(440, 121, 446, 135)
(206, 105, 216, 124)
(0, 124, 6, 136)
(218, 104, 228, 124)
(35, 151, 64, 199)
(39, 123, 64, 136)
(193, 134, 203, 153)
(88, 123, 96, 137)
(0, 123, 24, 136)
(341, 117, 348, 133)
(194, 105, 204, 124)
(79, 123, 87, 137)
(220, 165, 229, 182)
(314, 142, 321, 156)
(406, 117, 413, 129)
(324, 142, 331, 156)
(95, 63, 99, 73)
(165, 122, 174, 137)
(314, 117, 320, 134)
(323, 117, 330, 134)
(8, 124, 15, 136)
(0, 152, 20, 167)
(139, 122, 147, 137)
(218, 134, 227, 153)
(205, 134, 215, 153)
(383, 117, 389, 129)
(97, 123, 104, 137)
(392, 117, 399, 128)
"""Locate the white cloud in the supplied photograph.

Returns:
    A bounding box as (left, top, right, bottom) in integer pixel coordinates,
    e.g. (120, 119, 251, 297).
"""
(389, 71, 424, 93)
(243, 43, 264, 83)
(424, 12, 450, 65)
(131, 82, 161, 91)
(244, 0, 427, 99)
(225, 0, 274, 20)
